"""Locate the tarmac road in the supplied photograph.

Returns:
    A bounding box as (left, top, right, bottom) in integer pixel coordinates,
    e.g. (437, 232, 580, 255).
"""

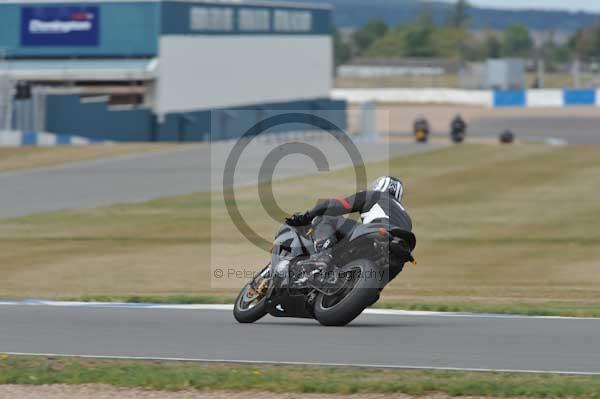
(0, 139, 440, 218)
(382, 105, 600, 145)
(468, 115, 600, 145)
(1, 303, 600, 375)
(2, 110, 598, 218)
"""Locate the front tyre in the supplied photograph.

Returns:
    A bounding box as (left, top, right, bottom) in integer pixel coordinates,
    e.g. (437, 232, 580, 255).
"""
(233, 282, 268, 324)
(314, 259, 383, 327)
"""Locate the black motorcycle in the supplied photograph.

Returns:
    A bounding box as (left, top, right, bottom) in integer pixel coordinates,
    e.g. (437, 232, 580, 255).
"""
(450, 117, 467, 144)
(233, 219, 416, 326)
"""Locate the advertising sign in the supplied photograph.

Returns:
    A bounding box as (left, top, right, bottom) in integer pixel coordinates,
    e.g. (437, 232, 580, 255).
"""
(21, 6, 100, 46)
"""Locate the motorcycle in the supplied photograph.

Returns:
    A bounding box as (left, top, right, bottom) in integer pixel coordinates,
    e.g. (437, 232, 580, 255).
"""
(233, 219, 416, 326)
(415, 129, 429, 143)
(450, 127, 465, 143)
(450, 120, 466, 143)
(414, 118, 430, 143)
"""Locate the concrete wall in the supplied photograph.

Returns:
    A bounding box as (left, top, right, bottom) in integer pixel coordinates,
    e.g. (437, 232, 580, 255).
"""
(156, 35, 332, 114)
(46, 95, 154, 141)
(45, 94, 346, 142)
(332, 88, 493, 107)
(333, 88, 600, 108)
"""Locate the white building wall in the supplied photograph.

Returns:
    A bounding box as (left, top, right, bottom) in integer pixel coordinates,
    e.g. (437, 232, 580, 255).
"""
(155, 35, 332, 115)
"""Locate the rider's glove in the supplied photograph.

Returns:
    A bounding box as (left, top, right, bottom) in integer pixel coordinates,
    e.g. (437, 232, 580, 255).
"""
(285, 212, 312, 226)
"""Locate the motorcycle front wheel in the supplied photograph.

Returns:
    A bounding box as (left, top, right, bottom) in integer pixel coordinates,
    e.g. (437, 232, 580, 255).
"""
(313, 259, 383, 327)
(233, 282, 268, 323)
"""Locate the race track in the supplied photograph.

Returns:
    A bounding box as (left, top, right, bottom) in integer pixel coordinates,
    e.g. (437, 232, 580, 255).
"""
(468, 115, 600, 145)
(1, 303, 600, 375)
(0, 140, 440, 218)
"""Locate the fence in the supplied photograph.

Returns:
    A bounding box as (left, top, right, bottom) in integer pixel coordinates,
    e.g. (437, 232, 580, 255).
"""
(0, 75, 12, 130)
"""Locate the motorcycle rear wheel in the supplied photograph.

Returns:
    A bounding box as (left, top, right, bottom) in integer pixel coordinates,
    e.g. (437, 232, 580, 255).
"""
(313, 259, 383, 327)
(233, 282, 268, 323)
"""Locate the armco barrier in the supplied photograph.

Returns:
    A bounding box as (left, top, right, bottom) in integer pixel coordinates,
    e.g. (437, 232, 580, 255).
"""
(331, 88, 493, 107)
(332, 88, 600, 108)
(0, 130, 110, 147)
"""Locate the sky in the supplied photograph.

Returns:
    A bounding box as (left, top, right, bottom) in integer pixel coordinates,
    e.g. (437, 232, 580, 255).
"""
(440, 0, 600, 13)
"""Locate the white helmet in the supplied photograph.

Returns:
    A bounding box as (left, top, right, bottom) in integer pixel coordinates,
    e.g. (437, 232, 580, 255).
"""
(371, 176, 404, 201)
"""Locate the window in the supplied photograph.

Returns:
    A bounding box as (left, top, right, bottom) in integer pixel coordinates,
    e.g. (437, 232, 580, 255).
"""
(273, 10, 312, 32)
(238, 8, 270, 31)
(190, 7, 234, 31)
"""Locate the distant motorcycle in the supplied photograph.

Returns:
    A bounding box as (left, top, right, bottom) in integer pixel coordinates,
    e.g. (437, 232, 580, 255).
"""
(233, 220, 416, 326)
(450, 115, 467, 144)
(414, 118, 430, 143)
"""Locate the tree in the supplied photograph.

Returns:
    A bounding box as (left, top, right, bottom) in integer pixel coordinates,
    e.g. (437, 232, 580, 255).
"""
(404, 23, 436, 57)
(363, 27, 407, 58)
(418, 2, 435, 29)
(501, 24, 533, 57)
(571, 25, 600, 59)
(399, 3, 437, 57)
(450, 0, 470, 29)
(351, 20, 388, 54)
(484, 33, 502, 58)
(540, 40, 570, 71)
(333, 28, 352, 66)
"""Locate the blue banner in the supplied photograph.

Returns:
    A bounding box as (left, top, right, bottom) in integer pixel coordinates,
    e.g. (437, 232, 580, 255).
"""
(21, 6, 100, 46)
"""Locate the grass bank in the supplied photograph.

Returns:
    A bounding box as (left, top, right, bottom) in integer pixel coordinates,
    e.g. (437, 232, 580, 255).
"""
(0, 144, 178, 172)
(2, 355, 600, 397)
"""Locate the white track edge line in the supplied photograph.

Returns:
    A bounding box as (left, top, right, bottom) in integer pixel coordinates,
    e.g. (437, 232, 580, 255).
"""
(2, 351, 600, 376)
(1, 300, 600, 320)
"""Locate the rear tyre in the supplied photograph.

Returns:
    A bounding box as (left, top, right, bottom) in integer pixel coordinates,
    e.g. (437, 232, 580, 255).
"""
(233, 282, 268, 324)
(314, 259, 383, 327)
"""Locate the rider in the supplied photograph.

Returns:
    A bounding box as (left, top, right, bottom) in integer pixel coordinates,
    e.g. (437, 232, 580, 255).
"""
(285, 176, 412, 279)
(451, 114, 466, 134)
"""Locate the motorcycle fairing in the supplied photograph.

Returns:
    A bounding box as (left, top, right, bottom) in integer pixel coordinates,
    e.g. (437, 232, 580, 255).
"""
(271, 224, 314, 267)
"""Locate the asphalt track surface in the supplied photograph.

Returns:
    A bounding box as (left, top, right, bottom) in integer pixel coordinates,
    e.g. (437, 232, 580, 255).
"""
(1, 112, 597, 218)
(2, 123, 599, 374)
(468, 115, 600, 145)
(392, 111, 600, 145)
(1, 303, 600, 375)
(0, 139, 440, 218)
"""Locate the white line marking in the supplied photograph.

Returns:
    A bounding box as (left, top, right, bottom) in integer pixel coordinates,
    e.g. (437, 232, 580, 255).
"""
(1, 300, 600, 320)
(2, 351, 600, 376)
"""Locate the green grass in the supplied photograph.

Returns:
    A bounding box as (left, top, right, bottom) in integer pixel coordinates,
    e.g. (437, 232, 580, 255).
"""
(2, 355, 600, 397)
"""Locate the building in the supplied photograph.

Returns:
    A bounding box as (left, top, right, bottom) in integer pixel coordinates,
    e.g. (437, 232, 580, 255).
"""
(0, 0, 344, 141)
(484, 59, 526, 90)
